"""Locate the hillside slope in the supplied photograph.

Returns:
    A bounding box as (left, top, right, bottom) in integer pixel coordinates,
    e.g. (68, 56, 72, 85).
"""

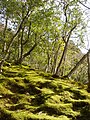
(0, 64, 90, 120)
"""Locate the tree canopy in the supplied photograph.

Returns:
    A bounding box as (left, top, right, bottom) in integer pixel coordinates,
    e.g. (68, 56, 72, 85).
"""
(0, 0, 90, 87)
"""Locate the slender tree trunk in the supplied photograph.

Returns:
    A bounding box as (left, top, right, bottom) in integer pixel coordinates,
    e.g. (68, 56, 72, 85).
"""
(63, 50, 90, 78)
(54, 2, 77, 77)
(0, 10, 30, 73)
(51, 44, 61, 74)
(23, 43, 37, 60)
(20, 26, 24, 60)
(61, 52, 66, 76)
(55, 25, 77, 76)
(2, 17, 8, 53)
(0, 61, 3, 73)
(23, 21, 32, 46)
(87, 49, 90, 92)
(0, 17, 8, 73)
(17, 34, 20, 59)
(15, 43, 37, 64)
(55, 39, 69, 75)
(16, 21, 32, 63)
(45, 51, 52, 72)
(20, 4, 25, 60)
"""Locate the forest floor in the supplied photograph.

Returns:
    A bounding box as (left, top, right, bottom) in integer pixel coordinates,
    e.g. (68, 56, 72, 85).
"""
(0, 64, 90, 120)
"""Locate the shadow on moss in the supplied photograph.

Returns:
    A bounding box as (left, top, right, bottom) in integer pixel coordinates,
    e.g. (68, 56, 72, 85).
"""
(0, 108, 16, 120)
(75, 104, 90, 120)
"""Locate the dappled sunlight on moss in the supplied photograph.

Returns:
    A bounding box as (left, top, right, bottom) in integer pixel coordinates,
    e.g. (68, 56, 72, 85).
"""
(0, 64, 90, 120)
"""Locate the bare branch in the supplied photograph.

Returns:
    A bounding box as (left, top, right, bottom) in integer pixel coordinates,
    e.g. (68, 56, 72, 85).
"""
(79, 1, 90, 9)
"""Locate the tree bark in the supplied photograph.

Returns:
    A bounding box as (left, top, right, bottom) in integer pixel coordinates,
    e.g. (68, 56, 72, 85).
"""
(51, 43, 61, 74)
(20, 26, 25, 60)
(87, 49, 90, 92)
(0, 9, 30, 73)
(55, 25, 77, 76)
(45, 51, 51, 72)
(15, 43, 37, 64)
(63, 50, 90, 78)
(2, 17, 8, 53)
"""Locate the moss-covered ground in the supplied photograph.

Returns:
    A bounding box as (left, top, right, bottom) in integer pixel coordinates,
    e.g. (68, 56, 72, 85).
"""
(0, 64, 90, 120)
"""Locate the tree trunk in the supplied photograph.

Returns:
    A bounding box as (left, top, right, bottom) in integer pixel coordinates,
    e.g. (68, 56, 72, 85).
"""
(20, 26, 24, 61)
(63, 50, 90, 78)
(55, 40, 68, 75)
(87, 49, 90, 92)
(55, 25, 77, 76)
(2, 17, 8, 52)
(51, 44, 61, 74)
(15, 43, 37, 64)
(46, 52, 51, 72)
(0, 9, 30, 73)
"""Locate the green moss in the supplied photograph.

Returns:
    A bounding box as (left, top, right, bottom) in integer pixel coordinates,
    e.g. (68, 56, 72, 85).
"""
(0, 64, 90, 120)
(12, 111, 69, 120)
(44, 102, 79, 118)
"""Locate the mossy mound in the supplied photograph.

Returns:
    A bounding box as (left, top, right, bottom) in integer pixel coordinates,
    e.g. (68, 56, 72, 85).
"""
(0, 64, 90, 120)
